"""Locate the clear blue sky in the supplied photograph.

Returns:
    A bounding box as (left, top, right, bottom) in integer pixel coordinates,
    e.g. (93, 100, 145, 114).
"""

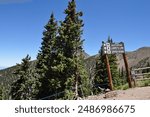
(0, 0, 150, 67)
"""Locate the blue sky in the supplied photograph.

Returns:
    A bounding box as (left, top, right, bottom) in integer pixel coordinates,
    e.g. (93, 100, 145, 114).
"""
(0, 0, 150, 67)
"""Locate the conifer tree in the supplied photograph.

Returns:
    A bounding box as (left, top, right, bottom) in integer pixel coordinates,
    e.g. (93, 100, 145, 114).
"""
(35, 0, 90, 99)
(94, 45, 108, 94)
(94, 37, 121, 93)
(58, 0, 90, 99)
(35, 13, 59, 99)
(0, 85, 2, 100)
(0, 82, 9, 100)
(10, 55, 35, 100)
(107, 37, 121, 86)
(0, 85, 8, 100)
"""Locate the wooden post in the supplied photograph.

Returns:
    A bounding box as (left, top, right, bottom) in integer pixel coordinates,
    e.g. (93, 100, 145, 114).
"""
(133, 79, 136, 87)
(105, 54, 113, 90)
(123, 53, 132, 88)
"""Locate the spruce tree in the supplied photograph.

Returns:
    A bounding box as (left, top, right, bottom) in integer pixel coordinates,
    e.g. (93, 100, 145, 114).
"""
(0, 85, 2, 100)
(94, 45, 108, 94)
(0, 83, 9, 100)
(36, 13, 59, 99)
(35, 0, 90, 99)
(94, 37, 121, 93)
(10, 55, 35, 100)
(58, 0, 90, 99)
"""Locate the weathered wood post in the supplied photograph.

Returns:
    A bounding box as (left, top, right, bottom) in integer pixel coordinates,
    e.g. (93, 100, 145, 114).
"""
(105, 54, 113, 90)
(123, 53, 132, 88)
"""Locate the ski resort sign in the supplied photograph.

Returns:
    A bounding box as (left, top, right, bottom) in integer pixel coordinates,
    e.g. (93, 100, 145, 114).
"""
(102, 42, 125, 54)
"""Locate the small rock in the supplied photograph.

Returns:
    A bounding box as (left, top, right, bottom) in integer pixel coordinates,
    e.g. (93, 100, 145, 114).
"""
(105, 88, 111, 92)
(104, 91, 118, 99)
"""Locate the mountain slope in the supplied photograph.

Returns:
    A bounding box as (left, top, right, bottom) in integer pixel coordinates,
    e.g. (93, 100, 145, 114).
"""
(0, 47, 149, 88)
(118, 47, 150, 69)
(0, 51, 89, 86)
(84, 47, 150, 79)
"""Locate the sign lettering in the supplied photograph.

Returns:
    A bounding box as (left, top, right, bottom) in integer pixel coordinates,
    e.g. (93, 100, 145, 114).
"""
(102, 42, 125, 54)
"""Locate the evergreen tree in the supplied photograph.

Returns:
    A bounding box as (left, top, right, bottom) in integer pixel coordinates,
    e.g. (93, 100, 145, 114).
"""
(94, 45, 108, 94)
(109, 54, 120, 86)
(0, 85, 2, 100)
(58, 0, 90, 99)
(35, 0, 90, 100)
(10, 55, 36, 100)
(94, 37, 121, 93)
(36, 13, 59, 99)
(0, 82, 9, 100)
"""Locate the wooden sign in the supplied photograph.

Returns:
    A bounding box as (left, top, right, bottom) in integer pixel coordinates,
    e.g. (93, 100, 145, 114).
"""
(101, 41, 132, 90)
(102, 42, 125, 54)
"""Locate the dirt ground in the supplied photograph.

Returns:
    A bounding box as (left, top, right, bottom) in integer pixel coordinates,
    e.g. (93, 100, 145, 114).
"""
(86, 86, 150, 100)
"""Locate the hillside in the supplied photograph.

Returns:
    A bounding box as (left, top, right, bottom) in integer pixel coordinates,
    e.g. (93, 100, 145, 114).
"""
(0, 51, 89, 87)
(0, 47, 150, 89)
(85, 47, 150, 75)
(0, 60, 36, 87)
(0, 66, 17, 86)
(118, 47, 150, 69)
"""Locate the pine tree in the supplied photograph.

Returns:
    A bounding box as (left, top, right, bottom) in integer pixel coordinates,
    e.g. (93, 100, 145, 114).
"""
(10, 55, 35, 100)
(35, 13, 60, 99)
(94, 37, 121, 93)
(0, 82, 9, 100)
(0, 85, 2, 100)
(35, 0, 90, 99)
(94, 45, 108, 94)
(109, 54, 120, 87)
(58, 0, 90, 99)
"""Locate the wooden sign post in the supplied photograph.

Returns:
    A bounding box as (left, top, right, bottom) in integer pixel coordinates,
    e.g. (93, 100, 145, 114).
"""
(105, 54, 113, 90)
(102, 41, 132, 90)
(123, 53, 132, 88)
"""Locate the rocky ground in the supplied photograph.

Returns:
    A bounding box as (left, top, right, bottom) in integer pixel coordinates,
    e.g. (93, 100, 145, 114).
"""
(86, 86, 150, 100)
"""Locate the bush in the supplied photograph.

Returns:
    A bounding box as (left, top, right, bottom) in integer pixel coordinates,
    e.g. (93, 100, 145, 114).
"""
(115, 84, 129, 90)
(136, 79, 150, 87)
(122, 85, 129, 90)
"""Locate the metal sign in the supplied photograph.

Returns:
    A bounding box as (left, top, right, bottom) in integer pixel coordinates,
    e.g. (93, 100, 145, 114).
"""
(102, 42, 125, 54)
